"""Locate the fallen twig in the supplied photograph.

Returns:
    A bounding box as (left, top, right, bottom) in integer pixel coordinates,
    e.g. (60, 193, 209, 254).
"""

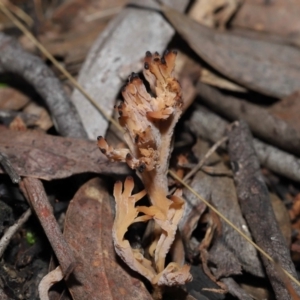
(0, 32, 87, 139)
(197, 82, 300, 156)
(20, 177, 75, 278)
(227, 120, 300, 299)
(189, 105, 300, 183)
(0, 208, 31, 258)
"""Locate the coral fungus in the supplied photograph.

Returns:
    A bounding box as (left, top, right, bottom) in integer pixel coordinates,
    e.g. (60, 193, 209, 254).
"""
(98, 50, 192, 286)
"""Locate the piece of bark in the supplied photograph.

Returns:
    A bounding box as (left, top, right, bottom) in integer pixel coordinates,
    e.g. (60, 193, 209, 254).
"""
(181, 141, 264, 278)
(0, 126, 129, 180)
(196, 82, 300, 156)
(63, 177, 152, 300)
(227, 120, 300, 300)
(161, 4, 300, 98)
(20, 177, 75, 278)
(72, 0, 189, 139)
(0, 32, 87, 139)
(189, 105, 300, 183)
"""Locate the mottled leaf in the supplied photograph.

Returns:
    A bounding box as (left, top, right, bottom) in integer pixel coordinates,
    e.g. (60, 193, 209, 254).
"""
(0, 127, 128, 180)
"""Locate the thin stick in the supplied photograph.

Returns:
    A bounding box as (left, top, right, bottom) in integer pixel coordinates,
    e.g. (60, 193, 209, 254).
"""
(20, 178, 75, 278)
(168, 169, 300, 289)
(0, 208, 31, 258)
(0, 2, 123, 134)
(170, 136, 228, 194)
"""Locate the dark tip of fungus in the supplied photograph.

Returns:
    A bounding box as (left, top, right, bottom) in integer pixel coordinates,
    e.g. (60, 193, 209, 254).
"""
(163, 49, 169, 56)
(129, 72, 139, 82)
(138, 163, 146, 173)
(135, 134, 139, 143)
(154, 51, 159, 56)
(126, 153, 132, 159)
(144, 62, 149, 70)
(97, 136, 102, 141)
(100, 148, 106, 154)
(146, 51, 152, 57)
(161, 57, 166, 64)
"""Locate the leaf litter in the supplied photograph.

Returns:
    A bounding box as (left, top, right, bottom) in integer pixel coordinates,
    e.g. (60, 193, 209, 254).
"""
(1, 0, 300, 300)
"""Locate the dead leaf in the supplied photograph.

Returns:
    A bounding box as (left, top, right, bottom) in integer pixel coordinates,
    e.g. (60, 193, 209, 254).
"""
(162, 5, 300, 98)
(0, 86, 30, 110)
(0, 126, 129, 180)
(63, 177, 152, 300)
(232, 1, 300, 39)
(189, 0, 241, 29)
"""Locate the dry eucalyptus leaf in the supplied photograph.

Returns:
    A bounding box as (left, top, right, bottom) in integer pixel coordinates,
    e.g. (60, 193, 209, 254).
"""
(0, 126, 129, 180)
(64, 177, 152, 300)
(162, 5, 300, 98)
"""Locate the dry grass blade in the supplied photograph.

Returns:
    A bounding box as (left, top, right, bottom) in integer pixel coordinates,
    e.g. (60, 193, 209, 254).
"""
(1, 0, 33, 26)
(0, 208, 31, 258)
(3, 0, 300, 293)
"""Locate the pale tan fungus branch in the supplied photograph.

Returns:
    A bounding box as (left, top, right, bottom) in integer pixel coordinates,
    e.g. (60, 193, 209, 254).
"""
(99, 51, 192, 286)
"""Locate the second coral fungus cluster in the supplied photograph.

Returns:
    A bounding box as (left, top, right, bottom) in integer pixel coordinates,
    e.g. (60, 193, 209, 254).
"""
(98, 50, 192, 286)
